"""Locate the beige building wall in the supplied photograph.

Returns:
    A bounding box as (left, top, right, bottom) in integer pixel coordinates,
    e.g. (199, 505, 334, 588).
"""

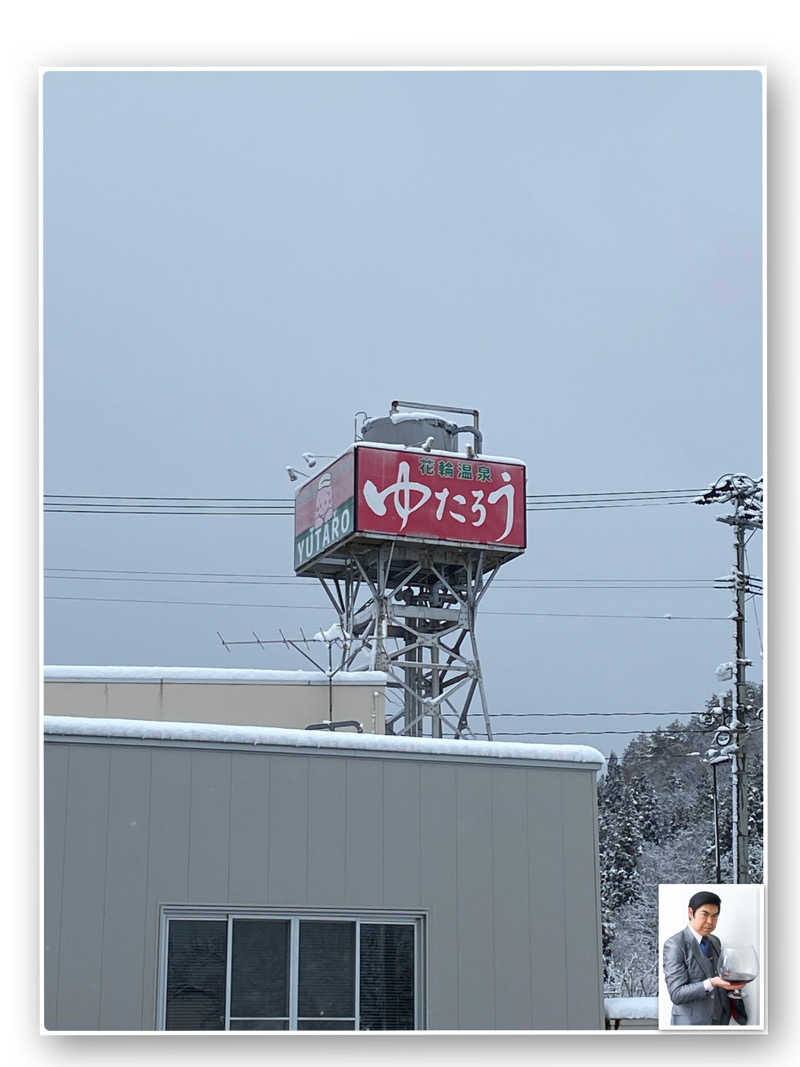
(44, 668, 387, 734)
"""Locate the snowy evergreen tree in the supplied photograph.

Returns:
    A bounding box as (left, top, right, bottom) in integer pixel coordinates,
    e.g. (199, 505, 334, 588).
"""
(597, 684, 763, 993)
(598, 753, 641, 910)
(629, 773, 660, 845)
(597, 752, 645, 973)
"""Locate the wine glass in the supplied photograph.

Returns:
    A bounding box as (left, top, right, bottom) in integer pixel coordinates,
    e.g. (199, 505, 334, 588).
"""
(718, 944, 759, 1000)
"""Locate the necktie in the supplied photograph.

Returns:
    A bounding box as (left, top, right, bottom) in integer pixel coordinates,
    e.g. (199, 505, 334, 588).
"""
(700, 936, 712, 957)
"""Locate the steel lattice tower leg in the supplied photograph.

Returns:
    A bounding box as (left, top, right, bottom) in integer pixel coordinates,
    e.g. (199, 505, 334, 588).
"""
(316, 547, 500, 739)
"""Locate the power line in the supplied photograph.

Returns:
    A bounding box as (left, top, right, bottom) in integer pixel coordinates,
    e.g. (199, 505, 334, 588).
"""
(494, 583, 719, 590)
(481, 609, 728, 620)
(43, 485, 705, 517)
(45, 487, 703, 502)
(524, 501, 694, 512)
(495, 576, 719, 583)
(45, 566, 725, 584)
(43, 572, 727, 592)
(494, 725, 763, 738)
(44, 501, 694, 515)
(45, 495, 292, 502)
(527, 490, 700, 499)
(45, 595, 331, 610)
(46, 567, 307, 579)
(489, 711, 709, 718)
(45, 508, 294, 516)
(751, 597, 763, 654)
(43, 569, 736, 603)
(744, 545, 763, 654)
(44, 593, 730, 621)
(492, 728, 713, 737)
(45, 574, 307, 588)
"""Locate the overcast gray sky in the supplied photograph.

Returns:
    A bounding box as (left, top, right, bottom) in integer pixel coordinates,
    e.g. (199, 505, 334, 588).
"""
(43, 69, 763, 756)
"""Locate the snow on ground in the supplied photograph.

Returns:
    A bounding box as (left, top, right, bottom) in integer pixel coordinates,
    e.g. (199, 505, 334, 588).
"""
(44, 715, 604, 765)
(604, 997, 658, 1020)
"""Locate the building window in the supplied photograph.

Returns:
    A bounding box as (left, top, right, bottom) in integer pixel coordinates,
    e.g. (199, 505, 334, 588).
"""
(159, 910, 422, 1031)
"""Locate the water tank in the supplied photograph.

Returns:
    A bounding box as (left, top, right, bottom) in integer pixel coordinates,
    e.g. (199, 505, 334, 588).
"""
(360, 410, 459, 452)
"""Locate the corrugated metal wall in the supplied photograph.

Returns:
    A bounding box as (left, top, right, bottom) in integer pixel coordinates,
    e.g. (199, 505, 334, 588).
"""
(44, 737, 604, 1031)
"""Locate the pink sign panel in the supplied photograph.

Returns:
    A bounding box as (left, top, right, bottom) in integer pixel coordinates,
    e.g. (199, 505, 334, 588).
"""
(294, 451, 356, 569)
(355, 446, 526, 549)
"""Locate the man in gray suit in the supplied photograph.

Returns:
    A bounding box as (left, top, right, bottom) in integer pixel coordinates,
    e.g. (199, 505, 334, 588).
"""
(662, 891, 746, 1025)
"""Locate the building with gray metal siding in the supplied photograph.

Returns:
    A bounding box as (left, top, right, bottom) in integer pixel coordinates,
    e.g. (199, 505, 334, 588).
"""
(44, 717, 605, 1031)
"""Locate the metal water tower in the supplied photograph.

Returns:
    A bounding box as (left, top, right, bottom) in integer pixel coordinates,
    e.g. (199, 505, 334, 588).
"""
(292, 400, 527, 739)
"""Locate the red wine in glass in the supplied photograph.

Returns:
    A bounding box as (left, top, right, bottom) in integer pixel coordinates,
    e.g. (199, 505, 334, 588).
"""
(718, 945, 759, 1000)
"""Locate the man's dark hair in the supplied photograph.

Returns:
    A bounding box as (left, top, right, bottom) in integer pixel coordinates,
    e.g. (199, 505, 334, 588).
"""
(688, 890, 721, 914)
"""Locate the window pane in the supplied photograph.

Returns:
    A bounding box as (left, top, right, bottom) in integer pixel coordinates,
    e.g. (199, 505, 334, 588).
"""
(359, 924, 415, 1030)
(165, 920, 227, 1030)
(298, 921, 355, 1019)
(230, 1019, 289, 1030)
(230, 920, 289, 1018)
(298, 1019, 356, 1030)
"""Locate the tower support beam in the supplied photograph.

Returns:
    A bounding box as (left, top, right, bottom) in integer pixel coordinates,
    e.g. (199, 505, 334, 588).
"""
(318, 544, 502, 739)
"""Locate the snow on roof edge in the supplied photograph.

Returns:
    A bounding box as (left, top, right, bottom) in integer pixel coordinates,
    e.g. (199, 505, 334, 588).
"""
(44, 716, 605, 767)
(44, 666, 388, 686)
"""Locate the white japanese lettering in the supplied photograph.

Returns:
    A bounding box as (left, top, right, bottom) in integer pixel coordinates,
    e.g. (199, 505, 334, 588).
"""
(470, 490, 487, 526)
(363, 462, 432, 530)
(487, 472, 516, 541)
(449, 493, 467, 523)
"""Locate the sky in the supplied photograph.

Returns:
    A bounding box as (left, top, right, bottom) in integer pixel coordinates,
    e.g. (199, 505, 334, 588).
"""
(43, 69, 763, 757)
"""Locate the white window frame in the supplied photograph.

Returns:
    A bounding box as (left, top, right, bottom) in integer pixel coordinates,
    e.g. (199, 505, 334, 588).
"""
(157, 906, 425, 1031)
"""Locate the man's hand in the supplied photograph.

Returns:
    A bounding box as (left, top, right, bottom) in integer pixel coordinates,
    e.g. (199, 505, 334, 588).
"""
(710, 976, 746, 991)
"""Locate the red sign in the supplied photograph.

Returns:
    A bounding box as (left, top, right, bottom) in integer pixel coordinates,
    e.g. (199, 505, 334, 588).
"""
(355, 445, 526, 549)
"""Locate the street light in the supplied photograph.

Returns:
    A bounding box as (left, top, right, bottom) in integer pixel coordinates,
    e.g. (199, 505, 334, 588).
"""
(692, 749, 729, 883)
(301, 452, 334, 468)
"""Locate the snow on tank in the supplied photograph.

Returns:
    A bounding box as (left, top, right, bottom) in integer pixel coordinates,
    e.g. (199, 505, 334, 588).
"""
(360, 411, 460, 452)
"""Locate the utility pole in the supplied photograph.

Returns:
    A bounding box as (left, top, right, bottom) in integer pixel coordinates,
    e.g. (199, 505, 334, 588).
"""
(696, 474, 763, 883)
(711, 759, 722, 883)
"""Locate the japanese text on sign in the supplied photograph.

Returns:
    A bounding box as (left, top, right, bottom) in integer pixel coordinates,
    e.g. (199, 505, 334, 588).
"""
(361, 457, 520, 543)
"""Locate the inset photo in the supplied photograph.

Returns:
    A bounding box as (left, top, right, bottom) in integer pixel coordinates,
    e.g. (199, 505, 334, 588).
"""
(658, 884, 764, 1029)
